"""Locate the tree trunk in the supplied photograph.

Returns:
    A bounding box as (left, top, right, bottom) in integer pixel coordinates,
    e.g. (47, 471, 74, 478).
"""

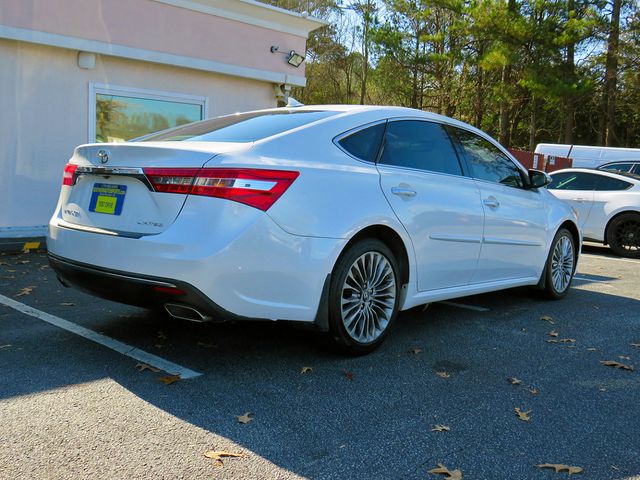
(529, 96, 540, 152)
(499, 0, 517, 146)
(359, 1, 370, 105)
(563, 0, 575, 144)
(604, 0, 622, 146)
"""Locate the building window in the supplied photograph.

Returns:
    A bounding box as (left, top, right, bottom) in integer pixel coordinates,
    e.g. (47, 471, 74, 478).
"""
(89, 84, 208, 142)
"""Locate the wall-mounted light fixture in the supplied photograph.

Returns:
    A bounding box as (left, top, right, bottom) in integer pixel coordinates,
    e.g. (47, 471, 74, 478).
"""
(270, 46, 305, 68)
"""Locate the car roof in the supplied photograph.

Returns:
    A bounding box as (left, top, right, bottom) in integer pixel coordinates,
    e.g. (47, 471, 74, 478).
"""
(258, 104, 489, 138)
(550, 168, 640, 184)
(598, 160, 640, 166)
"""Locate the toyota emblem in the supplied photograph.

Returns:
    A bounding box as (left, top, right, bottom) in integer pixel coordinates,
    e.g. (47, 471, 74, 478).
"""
(97, 149, 110, 164)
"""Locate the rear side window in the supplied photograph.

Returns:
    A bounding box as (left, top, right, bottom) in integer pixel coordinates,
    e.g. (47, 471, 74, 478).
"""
(595, 176, 633, 191)
(337, 123, 386, 162)
(547, 172, 600, 190)
(451, 127, 524, 188)
(379, 120, 462, 176)
(141, 110, 338, 143)
(599, 163, 634, 173)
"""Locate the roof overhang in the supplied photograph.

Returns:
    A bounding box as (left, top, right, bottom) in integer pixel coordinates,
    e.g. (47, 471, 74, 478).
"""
(152, 0, 328, 37)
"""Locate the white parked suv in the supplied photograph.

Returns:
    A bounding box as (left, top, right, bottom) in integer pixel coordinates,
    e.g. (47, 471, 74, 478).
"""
(548, 168, 640, 258)
(48, 105, 580, 353)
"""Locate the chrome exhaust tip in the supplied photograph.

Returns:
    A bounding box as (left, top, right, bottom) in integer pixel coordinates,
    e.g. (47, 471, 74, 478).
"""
(164, 303, 211, 323)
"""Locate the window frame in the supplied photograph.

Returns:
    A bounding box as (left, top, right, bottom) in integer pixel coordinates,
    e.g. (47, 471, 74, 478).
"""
(88, 83, 209, 143)
(332, 120, 388, 164)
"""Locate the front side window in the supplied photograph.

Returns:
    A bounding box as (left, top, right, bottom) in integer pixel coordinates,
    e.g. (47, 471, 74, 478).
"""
(142, 110, 337, 143)
(337, 123, 386, 162)
(451, 127, 524, 188)
(547, 172, 601, 190)
(379, 120, 462, 176)
(92, 85, 206, 143)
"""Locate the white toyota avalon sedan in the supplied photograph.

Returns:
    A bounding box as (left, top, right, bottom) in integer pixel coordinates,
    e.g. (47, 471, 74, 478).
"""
(547, 168, 640, 258)
(48, 105, 580, 353)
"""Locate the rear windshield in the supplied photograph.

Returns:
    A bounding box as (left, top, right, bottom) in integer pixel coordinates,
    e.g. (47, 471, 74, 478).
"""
(140, 110, 338, 143)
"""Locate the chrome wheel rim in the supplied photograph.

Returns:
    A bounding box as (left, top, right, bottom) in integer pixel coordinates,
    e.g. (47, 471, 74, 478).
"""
(551, 235, 574, 293)
(340, 251, 396, 344)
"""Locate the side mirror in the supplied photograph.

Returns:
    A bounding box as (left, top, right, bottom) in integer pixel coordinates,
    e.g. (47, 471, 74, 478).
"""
(528, 169, 552, 189)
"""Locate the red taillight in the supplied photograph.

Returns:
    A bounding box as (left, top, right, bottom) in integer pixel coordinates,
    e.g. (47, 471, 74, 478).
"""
(62, 164, 78, 186)
(142, 167, 299, 211)
(143, 168, 200, 194)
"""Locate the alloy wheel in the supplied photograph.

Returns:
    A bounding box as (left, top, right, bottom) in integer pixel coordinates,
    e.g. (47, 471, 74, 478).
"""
(340, 251, 396, 344)
(551, 235, 574, 293)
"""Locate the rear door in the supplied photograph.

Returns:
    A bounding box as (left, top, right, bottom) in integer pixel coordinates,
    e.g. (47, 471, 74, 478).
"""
(377, 120, 484, 291)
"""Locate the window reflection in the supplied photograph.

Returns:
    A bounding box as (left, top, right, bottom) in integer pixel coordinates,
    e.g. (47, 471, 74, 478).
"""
(95, 94, 203, 142)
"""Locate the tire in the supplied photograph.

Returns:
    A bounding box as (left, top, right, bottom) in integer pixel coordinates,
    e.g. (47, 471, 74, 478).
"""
(606, 213, 640, 259)
(328, 238, 400, 354)
(541, 228, 576, 300)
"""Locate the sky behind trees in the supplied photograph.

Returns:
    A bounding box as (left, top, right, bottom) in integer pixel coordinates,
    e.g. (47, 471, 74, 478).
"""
(267, 0, 640, 149)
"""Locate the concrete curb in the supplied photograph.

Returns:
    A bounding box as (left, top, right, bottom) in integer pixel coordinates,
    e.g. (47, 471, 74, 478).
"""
(0, 237, 47, 256)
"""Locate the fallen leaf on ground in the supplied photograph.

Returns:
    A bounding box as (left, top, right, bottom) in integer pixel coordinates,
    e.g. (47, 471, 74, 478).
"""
(631, 343, 640, 348)
(203, 450, 244, 467)
(515, 407, 531, 421)
(436, 371, 450, 379)
(536, 463, 583, 475)
(548, 330, 559, 337)
(546, 338, 576, 344)
(586, 348, 597, 351)
(15, 286, 35, 297)
(236, 412, 254, 424)
(300, 366, 313, 374)
(431, 424, 450, 432)
(409, 347, 423, 354)
(508, 377, 522, 385)
(0, 261, 8, 266)
(618, 355, 631, 360)
(600, 360, 634, 371)
(157, 331, 168, 340)
(158, 374, 181, 385)
(529, 388, 539, 395)
(60, 302, 75, 307)
(541, 315, 555, 324)
(15, 260, 30, 265)
(0, 344, 11, 349)
(136, 362, 160, 373)
(428, 463, 463, 479)
(343, 370, 354, 381)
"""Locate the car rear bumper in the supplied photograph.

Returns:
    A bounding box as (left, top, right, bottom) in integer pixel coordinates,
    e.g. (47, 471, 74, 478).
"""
(47, 196, 346, 322)
(49, 253, 249, 322)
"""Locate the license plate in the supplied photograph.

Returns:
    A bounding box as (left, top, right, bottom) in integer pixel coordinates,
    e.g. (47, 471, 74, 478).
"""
(89, 183, 127, 215)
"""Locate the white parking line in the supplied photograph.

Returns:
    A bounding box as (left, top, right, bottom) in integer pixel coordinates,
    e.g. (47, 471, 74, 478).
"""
(573, 275, 614, 284)
(581, 253, 639, 264)
(439, 301, 490, 312)
(0, 294, 202, 379)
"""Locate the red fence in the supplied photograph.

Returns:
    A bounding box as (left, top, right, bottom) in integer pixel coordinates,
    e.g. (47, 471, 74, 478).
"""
(508, 149, 572, 172)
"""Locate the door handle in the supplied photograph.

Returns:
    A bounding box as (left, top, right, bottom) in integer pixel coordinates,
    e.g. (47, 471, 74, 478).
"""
(391, 187, 417, 197)
(483, 196, 500, 208)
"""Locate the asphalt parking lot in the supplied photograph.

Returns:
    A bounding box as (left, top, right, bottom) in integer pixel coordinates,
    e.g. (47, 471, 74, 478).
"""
(0, 245, 638, 479)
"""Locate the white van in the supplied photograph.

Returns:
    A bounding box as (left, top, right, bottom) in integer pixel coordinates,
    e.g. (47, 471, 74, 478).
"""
(535, 143, 640, 169)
